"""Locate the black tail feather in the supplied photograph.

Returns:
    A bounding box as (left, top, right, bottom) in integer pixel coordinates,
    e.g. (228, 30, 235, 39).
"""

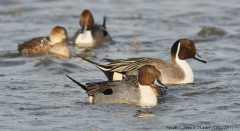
(102, 15, 107, 29)
(66, 75, 88, 92)
(102, 58, 115, 62)
(72, 52, 114, 80)
(73, 52, 101, 67)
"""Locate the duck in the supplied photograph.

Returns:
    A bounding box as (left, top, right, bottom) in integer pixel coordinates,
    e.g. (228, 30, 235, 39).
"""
(18, 26, 73, 59)
(71, 9, 113, 48)
(72, 39, 207, 84)
(122, 75, 166, 97)
(66, 65, 167, 107)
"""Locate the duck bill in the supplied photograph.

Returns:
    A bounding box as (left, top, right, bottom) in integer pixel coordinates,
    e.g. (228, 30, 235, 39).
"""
(156, 78, 168, 89)
(193, 53, 207, 63)
(79, 23, 87, 33)
(66, 37, 75, 45)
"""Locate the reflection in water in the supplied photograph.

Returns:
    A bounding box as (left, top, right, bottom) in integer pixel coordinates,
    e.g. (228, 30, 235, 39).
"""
(72, 49, 96, 64)
(74, 47, 94, 56)
(73, 57, 95, 64)
(116, 38, 141, 53)
(133, 110, 156, 118)
(1, 0, 240, 130)
(34, 58, 52, 67)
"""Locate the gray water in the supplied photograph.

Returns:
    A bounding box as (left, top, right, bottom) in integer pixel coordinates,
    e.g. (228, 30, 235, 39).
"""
(1, 0, 240, 130)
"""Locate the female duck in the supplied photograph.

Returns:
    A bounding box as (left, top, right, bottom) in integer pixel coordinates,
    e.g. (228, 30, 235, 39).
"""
(18, 26, 72, 59)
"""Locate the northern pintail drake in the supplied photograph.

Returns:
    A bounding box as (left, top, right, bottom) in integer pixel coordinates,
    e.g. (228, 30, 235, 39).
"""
(71, 9, 113, 48)
(67, 65, 167, 107)
(18, 26, 73, 59)
(73, 39, 207, 84)
(123, 75, 166, 97)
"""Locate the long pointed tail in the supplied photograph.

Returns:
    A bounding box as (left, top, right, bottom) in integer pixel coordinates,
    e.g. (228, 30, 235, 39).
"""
(66, 75, 88, 92)
(102, 15, 107, 29)
(72, 52, 114, 80)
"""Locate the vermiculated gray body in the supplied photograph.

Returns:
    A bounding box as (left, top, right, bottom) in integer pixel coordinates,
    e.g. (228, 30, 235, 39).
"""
(104, 58, 185, 84)
(87, 81, 141, 104)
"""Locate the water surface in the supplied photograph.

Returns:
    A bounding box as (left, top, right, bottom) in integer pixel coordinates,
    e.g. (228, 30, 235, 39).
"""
(0, 0, 240, 130)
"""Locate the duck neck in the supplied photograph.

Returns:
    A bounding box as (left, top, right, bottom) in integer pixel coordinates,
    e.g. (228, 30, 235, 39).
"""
(138, 83, 157, 107)
(75, 31, 93, 44)
(49, 42, 60, 47)
(172, 43, 194, 83)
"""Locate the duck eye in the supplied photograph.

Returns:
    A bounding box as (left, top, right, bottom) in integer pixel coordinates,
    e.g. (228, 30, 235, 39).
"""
(148, 73, 151, 75)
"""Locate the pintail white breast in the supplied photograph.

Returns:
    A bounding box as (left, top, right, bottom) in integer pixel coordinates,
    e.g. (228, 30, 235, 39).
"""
(72, 39, 207, 84)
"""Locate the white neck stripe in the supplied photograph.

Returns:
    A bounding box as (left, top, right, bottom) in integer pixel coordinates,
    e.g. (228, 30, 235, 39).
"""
(175, 42, 194, 83)
(176, 42, 181, 60)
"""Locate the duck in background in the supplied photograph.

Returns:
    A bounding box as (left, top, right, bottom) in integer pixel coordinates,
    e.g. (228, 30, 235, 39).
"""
(72, 39, 207, 84)
(18, 26, 73, 60)
(71, 10, 113, 48)
(67, 65, 167, 107)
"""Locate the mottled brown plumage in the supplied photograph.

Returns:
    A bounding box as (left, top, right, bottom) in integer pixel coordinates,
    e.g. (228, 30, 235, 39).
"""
(18, 26, 72, 59)
(18, 37, 51, 56)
